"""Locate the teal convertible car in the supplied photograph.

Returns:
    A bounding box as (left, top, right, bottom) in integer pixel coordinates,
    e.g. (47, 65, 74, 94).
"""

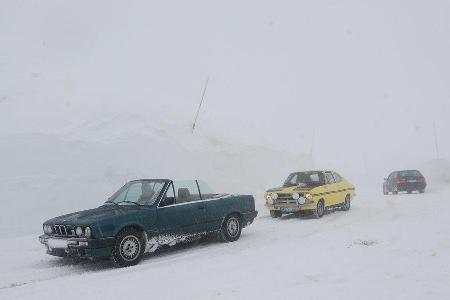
(39, 179, 257, 267)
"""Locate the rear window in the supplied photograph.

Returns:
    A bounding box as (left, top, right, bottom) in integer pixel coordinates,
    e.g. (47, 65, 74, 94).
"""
(398, 170, 422, 178)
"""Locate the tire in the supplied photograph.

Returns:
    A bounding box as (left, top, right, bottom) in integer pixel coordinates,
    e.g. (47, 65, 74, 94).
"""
(219, 214, 242, 242)
(419, 189, 425, 193)
(111, 228, 145, 267)
(270, 210, 282, 218)
(313, 200, 325, 218)
(342, 195, 351, 211)
(407, 190, 412, 194)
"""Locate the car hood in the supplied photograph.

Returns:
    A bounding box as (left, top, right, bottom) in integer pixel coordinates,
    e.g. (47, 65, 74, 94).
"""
(45, 205, 127, 225)
(266, 186, 313, 193)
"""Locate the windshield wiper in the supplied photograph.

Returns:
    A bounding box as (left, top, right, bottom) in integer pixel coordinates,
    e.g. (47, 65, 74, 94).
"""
(116, 201, 141, 206)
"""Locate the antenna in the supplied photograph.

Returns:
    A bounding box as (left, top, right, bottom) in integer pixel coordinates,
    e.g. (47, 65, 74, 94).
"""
(433, 122, 440, 159)
(192, 77, 210, 133)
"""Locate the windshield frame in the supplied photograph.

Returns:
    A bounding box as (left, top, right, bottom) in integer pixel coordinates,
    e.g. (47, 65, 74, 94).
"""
(105, 179, 170, 207)
(283, 171, 325, 188)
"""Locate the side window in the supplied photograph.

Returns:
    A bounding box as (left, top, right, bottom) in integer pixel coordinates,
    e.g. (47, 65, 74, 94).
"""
(160, 183, 176, 207)
(332, 172, 342, 183)
(173, 180, 201, 203)
(325, 172, 335, 184)
(197, 180, 216, 200)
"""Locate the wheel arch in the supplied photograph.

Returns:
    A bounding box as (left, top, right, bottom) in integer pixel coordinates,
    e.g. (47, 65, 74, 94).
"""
(220, 211, 243, 227)
(114, 223, 146, 238)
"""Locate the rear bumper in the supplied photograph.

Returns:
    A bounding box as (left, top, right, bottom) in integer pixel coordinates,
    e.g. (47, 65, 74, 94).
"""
(39, 235, 115, 258)
(396, 183, 426, 191)
(242, 210, 258, 226)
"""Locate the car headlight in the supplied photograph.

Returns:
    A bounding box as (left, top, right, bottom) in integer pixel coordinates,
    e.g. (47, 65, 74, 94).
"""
(43, 225, 52, 234)
(292, 193, 300, 200)
(75, 226, 83, 236)
(265, 194, 274, 205)
(305, 193, 313, 201)
(84, 227, 92, 238)
(272, 193, 278, 200)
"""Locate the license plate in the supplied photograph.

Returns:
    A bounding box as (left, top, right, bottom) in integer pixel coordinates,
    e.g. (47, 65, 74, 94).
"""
(407, 180, 417, 183)
(280, 206, 298, 213)
(47, 238, 68, 249)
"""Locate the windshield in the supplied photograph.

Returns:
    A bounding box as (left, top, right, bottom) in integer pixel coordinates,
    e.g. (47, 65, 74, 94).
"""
(283, 171, 325, 188)
(106, 180, 166, 206)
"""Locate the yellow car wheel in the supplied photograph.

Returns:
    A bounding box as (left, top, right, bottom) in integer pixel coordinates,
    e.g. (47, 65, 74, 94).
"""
(314, 200, 325, 218)
(342, 195, 351, 211)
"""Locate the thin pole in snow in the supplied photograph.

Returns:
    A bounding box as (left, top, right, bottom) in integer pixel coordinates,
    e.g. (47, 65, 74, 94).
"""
(433, 122, 440, 159)
(192, 77, 210, 133)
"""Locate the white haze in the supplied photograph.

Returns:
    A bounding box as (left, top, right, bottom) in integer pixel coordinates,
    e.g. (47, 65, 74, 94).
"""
(0, 1, 449, 231)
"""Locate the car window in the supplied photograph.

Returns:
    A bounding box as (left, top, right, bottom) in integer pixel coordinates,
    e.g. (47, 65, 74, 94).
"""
(286, 174, 298, 186)
(173, 180, 201, 203)
(159, 182, 176, 207)
(398, 170, 421, 178)
(107, 180, 166, 206)
(197, 180, 216, 200)
(332, 172, 343, 183)
(325, 172, 335, 184)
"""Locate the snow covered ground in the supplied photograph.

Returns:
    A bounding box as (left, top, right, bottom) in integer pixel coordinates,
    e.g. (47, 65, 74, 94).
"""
(1, 185, 449, 300)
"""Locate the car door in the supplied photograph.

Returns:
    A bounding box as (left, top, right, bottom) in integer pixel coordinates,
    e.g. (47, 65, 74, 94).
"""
(197, 180, 223, 231)
(387, 172, 397, 190)
(156, 181, 206, 237)
(332, 172, 345, 204)
(323, 172, 338, 206)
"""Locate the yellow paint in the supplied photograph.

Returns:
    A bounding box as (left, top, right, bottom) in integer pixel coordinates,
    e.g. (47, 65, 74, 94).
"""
(264, 170, 356, 213)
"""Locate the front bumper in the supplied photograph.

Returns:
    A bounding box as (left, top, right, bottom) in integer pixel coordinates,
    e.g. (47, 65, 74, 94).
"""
(39, 235, 115, 258)
(265, 202, 316, 213)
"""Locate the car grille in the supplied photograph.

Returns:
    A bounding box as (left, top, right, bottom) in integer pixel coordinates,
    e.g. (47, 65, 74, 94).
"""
(277, 193, 304, 200)
(52, 225, 76, 237)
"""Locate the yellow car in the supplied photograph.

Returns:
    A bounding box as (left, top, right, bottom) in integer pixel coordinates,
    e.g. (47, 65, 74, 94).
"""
(265, 170, 355, 218)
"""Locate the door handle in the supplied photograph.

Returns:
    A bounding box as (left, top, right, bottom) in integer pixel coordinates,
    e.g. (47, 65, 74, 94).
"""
(198, 205, 206, 210)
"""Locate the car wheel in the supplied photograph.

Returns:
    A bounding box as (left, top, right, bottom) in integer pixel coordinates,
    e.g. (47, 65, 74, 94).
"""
(219, 214, 242, 242)
(342, 195, 351, 211)
(270, 210, 282, 218)
(314, 200, 325, 218)
(419, 189, 425, 193)
(407, 190, 412, 194)
(111, 228, 145, 267)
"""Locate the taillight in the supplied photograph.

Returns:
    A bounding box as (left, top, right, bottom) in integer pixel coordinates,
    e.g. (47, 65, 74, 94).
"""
(418, 177, 426, 183)
(395, 179, 402, 185)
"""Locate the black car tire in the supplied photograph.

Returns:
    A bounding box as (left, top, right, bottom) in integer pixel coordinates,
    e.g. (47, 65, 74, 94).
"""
(341, 195, 351, 211)
(219, 214, 242, 242)
(419, 189, 425, 193)
(270, 210, 282, 218)
(407, 190, 412, 194)
(314, 200, 325, 218)
(111, 228, 145, 268)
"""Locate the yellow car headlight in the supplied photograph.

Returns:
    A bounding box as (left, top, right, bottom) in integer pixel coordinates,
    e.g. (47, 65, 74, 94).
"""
(305, 193, 313, 201)
(265, 193, 274, 205)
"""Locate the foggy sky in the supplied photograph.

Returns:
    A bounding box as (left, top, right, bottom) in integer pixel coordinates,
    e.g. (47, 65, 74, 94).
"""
(1, 0, 449, 178)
